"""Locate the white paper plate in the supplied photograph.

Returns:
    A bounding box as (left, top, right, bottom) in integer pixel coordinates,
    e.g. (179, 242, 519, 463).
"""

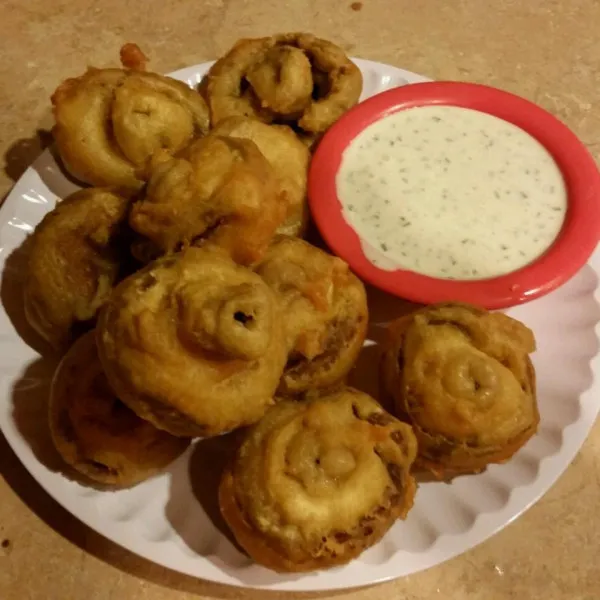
(1, 59, 599, 592)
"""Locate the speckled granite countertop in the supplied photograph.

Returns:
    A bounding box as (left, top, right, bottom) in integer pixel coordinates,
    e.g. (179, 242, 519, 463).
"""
(1, 1, 599, 599)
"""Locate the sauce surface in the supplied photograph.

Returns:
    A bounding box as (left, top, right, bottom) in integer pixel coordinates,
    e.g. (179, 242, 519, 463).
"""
(336, 105, 568, 279)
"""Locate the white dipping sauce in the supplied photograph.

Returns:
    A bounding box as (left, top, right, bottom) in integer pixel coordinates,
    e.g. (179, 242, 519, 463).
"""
(336, 105, 567, 279)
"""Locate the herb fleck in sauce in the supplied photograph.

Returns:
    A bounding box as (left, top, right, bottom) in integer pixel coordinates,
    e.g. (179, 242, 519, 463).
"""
(336, 105, 567, 279)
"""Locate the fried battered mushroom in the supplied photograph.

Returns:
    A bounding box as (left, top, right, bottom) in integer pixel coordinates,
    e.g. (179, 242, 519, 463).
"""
(129, 135, 287, 266)
(211, 117, 310, 236)
(51, 43, 209, 190)
(206, 33, 362, 145)
(254, 236, 368, 397)
(219, 387, 418, 572)
(246, 44, 313, 115)
(380, 302, 539, 479)
(49, 331, 189, 487)
(96, 247, 288, 438)
(24, 188, 130, 350)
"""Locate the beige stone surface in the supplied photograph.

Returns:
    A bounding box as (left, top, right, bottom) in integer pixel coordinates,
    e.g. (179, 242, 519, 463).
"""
(1, 1, 599, 599)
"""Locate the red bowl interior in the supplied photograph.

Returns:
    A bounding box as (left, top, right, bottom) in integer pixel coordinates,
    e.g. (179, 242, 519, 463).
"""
(308, 81, 600, 309)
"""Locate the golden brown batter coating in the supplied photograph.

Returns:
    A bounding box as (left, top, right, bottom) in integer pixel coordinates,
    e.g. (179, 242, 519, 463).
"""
(255, 237, 368, 397)
(129, 135, 287, 266)
(219, 387, 418, 572)
(51, 43, 209, 190)
(24, 188, 130, 350)
(246, 44, 314, 115)
(205, 33, 362, 144)
(211, 117, 310, 236)
(96, 247, 288, 438)
(380, 302, 539, 479)
(49, 332, 189, 487)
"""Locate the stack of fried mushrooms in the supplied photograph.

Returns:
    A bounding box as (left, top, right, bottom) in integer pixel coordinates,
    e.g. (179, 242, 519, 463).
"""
(23, 35, 539, 573)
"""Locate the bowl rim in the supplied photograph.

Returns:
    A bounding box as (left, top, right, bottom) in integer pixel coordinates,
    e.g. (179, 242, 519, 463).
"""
(308, 81, 600, 309)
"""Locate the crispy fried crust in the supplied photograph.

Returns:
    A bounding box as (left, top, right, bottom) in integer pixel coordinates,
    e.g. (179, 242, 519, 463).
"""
(129, 135, 288, 266)
(96, 247, 288, 437)
(211, 117, 310, 237)
(206, 33, 362, 146)
(380, 302, 539, 479)
(49, 331, 189, 487)
(51, 43, 209, 190)
(254, 236, 368, 397)
(219, 388, 417, 572)
(24, 188, 130, 350)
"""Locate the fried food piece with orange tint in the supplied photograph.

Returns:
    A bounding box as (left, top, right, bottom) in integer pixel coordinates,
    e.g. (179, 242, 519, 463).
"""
(49, 331, 189, 487)
(96, 247, 288, 438)
(219, 387, 418, 572)
(206, 33, 362, 146)
(51, 43, 209, 190)
(380, 302, 539, 479)
(254, 236, 368, 396)
(24, 188, 130, 350)
(129, 135, 288, 266)
(212, 117, 310, 236)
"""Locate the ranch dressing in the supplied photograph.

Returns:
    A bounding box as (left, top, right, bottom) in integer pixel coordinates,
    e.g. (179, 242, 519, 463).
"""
(336, 105, 567, 279)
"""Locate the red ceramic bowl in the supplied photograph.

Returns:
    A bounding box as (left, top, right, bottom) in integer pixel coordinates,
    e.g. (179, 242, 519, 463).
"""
(308, 82, 600, 309)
